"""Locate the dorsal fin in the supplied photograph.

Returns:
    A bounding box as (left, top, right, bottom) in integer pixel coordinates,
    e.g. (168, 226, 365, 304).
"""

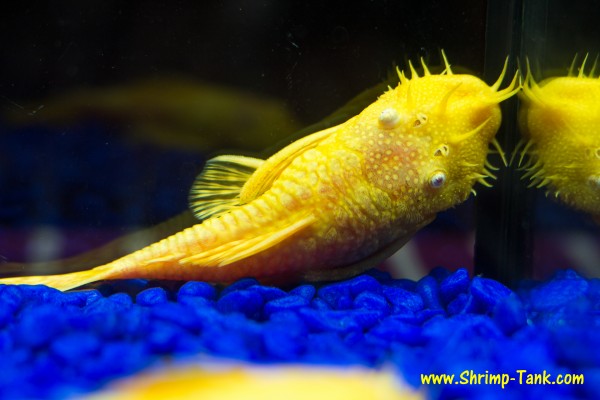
(189, 155, 264, 220)
(240, 121, 348, 202)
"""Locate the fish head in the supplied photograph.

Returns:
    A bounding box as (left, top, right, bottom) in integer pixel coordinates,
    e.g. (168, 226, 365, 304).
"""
(357, 58, 519, 218)
(520, 74, 600, 214)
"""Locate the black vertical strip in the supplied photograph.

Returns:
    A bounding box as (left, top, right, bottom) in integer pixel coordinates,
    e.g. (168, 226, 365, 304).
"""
(474, 0, 534, 284)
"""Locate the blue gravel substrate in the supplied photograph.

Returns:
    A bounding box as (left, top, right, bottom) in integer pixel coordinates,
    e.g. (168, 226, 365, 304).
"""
(0, 268, 598, 399)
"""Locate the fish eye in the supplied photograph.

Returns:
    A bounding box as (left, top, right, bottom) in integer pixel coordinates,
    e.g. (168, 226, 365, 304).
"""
(429, 171, 447, 189)
(378, 108, 400, 129)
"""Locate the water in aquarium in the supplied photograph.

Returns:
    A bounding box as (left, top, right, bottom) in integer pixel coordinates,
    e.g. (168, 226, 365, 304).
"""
(0, 1, 599, 399)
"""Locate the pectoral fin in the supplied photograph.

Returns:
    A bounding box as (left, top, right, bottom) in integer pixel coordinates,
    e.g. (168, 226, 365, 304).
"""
(189, 155, 264, 220)
(181, 214, 316, 267)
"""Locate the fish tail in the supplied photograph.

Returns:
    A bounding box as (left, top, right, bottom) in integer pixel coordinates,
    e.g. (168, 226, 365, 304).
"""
(0, 266, 112, 291)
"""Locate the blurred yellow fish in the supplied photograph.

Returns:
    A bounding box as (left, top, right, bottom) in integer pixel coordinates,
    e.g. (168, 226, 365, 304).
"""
(518, 55, 600, 216)
(0, 53, 518, 291)
(6, 78, 301, 152)
(83, 364, 422, 400)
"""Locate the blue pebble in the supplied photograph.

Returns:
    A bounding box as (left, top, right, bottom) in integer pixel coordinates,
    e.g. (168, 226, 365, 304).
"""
(429, 266, 451, 282)
(298, 308, 360, 335)
(382, 286, 424, 312)
(177, 281, 216, 300)
(50, 332, 100, 363)
(317, 282, 351, 308)
(263, 327, 306, 359)
(15, 305, 67, 348)
(446, 292, 470, 315)
(368, 318, 424, 345)
(289, 284, 316, 300)
(366, 268, 392, 281)
(440, 268, 470, 304)
(387, 278, 418, 292)
(136, 287, 169, 306)
(118, 307, 150, 337)
(62, 290, 102, 307)
(586, 279, 600, 303)
(84, 297, 129, 315)
(220, 278, 260, 296)
(0, 285, 23, 312)
(493, 293, 527, 335)
(147, 321, 182, 353)
(349, 309, 386, 330)
(414, 308, 446, 323)
(246, 285, 287, 302)
(150, 302, 199, 331)
(470, 276, 512, 313)
(216, 289, 263, 318)
(353, 292, 390, 314)
(310, 297, 331, 311)
(530, 275, 588, 311)
(264, 295, 310, 315)
(0, 302, 14, 328)
(343, 274, 382, 296)
(268, 311, 308, 336)
(109, 292, 133, 307)
(0, 330, 14, 352)
(177, 295, 214, 309)
(416, 275, 443, 310)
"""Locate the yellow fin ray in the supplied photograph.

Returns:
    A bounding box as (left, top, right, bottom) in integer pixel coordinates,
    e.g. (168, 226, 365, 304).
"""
(0, 267, 111, 291)
(181, 214, 316, 267)
(240, 124, 342, 202)
(189, 155, 264, 220)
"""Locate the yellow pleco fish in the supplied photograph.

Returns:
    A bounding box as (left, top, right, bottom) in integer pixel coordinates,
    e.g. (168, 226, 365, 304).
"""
(0, 53, 519, 291)
(518, 56, 600, 216)
(83, 364, 422, 400)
